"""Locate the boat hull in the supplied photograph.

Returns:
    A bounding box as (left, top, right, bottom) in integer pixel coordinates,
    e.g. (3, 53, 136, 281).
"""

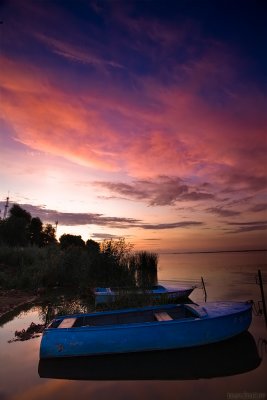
(40, 302, 252, 359)
(95, 286, 195, 304)
(39, 332, 260, 380)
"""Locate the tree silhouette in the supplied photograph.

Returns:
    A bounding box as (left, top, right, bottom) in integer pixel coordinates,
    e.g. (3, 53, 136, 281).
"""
(9, 204, 31, 223)
(42, 224, 57, 246)
(0, 204, 31, 246)
(0, 204, 57, 247)
(29, 217, 43, 246)
(59, 234, 85, 249)
(100, 238, 133, 264)
(86, 239, 100, 254)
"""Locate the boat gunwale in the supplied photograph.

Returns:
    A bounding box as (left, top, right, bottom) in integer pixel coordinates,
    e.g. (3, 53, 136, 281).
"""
(45, 302, 252, 332)
(94, 285, 195, 295)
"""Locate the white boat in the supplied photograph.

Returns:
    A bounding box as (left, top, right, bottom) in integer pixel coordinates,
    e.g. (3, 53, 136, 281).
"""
(94, 284, 195, 304)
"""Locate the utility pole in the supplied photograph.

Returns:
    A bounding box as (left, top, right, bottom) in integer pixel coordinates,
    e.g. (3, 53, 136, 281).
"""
(3, 196, 9, 219)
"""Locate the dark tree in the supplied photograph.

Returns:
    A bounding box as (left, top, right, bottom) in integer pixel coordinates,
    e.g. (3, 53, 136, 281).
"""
(59, 234, 85, 250)
(9, 204, 31, 223)
(42, 224, 57, 246)
(86, 239, 100, 254)
(0, 217, 28, 246)
(0, 204, 32, 246)
(100, 238, 133, 264)
(29, 217, 43, 246)
(0, 204, 58, 247)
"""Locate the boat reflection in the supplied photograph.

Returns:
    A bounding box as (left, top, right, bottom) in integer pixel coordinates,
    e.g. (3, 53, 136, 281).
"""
(38, 331, 261, 381)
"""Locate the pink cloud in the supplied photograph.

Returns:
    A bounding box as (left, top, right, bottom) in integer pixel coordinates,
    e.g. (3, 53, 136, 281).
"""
(1, 42, 266, 200)
(1, 58, 122, 170)
(94, 176, 214, 206)
(126, 59, 267, 185)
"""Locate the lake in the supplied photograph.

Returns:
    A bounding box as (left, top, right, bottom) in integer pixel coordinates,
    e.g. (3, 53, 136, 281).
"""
(0, 251, 267, 400)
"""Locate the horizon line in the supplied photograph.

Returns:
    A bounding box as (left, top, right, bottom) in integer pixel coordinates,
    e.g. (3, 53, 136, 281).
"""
(158, 249, 267, 255)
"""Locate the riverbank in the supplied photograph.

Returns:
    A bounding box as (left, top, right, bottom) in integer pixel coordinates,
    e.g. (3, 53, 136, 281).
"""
(0, 289, 37, 319)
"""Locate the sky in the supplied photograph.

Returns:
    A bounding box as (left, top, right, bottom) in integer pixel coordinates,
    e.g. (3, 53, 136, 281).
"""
(0, 0, 267, 252)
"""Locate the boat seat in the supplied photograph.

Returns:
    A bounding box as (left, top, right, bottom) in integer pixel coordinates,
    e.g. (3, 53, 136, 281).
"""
(58, 318, 77, 328)
(154, 311, 173, 322)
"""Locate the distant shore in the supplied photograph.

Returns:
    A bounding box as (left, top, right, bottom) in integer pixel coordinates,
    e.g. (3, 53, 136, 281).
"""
(161, 249, 267, 255)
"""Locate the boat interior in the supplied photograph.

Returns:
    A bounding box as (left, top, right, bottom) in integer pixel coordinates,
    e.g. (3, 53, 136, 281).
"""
(49, 305, 196, 329)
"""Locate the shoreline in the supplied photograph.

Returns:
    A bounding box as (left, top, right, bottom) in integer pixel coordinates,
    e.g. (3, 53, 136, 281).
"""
(0, 289, 37, 320)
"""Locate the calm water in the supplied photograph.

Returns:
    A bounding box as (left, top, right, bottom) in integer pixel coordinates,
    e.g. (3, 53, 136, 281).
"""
(0, 251, 267, 400)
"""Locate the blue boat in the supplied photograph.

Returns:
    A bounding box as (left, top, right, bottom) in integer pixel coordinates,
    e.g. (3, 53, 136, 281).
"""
(39, 332, 260, 379)
(94, 284, 196, 304)
(39, 301, 252, 359)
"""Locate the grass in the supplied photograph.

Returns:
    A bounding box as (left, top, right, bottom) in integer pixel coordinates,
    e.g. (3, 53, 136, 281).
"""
(0, 244, 159, 293)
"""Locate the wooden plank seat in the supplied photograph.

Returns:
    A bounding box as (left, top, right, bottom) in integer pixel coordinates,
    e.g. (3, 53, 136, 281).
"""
(58, 318, 77, 328)
(154, 312, 173, 322)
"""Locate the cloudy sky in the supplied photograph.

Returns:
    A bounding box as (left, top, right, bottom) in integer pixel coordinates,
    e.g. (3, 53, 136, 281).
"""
(0, 0, 266, 252)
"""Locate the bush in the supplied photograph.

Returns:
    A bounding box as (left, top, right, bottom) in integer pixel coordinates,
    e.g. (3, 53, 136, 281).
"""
(0, 239, 158, 291)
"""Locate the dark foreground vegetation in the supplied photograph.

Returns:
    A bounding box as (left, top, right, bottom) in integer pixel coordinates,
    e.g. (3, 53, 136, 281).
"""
(0, 204, 158, 292)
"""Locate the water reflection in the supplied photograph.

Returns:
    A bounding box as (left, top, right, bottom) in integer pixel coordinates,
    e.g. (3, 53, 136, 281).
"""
(37, 298, 95, 325)
(36, 296, 194, 329)
(38, 331, 261, 381)
(1, 253, 266, 400)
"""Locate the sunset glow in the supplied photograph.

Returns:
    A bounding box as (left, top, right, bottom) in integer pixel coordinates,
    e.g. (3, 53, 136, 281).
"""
(0, 0, 266, 251)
